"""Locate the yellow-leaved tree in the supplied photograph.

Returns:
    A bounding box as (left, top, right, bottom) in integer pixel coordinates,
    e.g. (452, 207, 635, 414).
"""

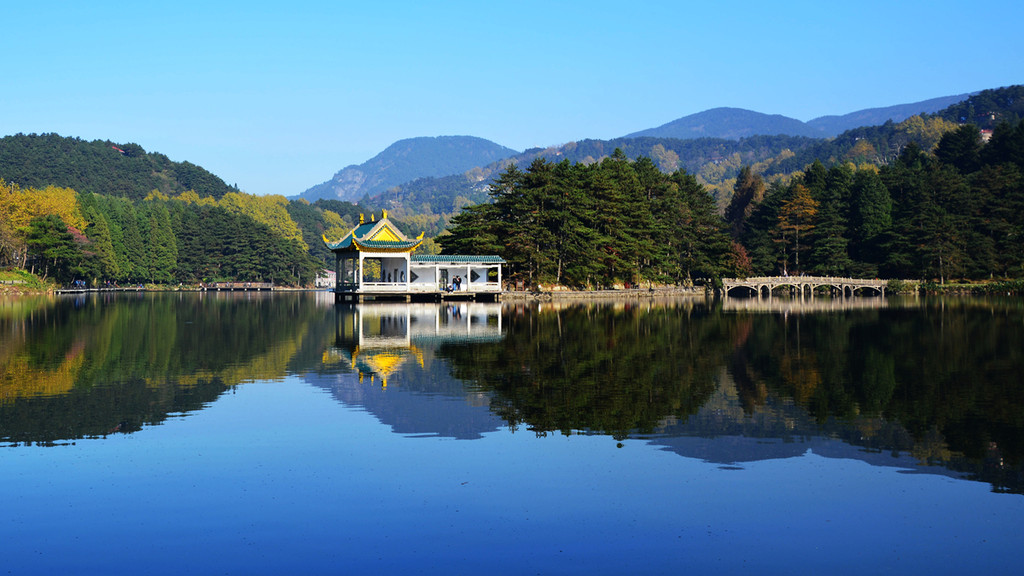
(175, 190, 217, 206)
(776, 184, 819, 275)
(321, 209, 350, 241)
(896, 115, 959, 151)
(0, 179, 85, 268)
(217, 192, 308, 250)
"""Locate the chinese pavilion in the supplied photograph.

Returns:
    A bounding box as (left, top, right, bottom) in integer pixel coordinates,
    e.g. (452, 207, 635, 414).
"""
(324, 210, 504, 302)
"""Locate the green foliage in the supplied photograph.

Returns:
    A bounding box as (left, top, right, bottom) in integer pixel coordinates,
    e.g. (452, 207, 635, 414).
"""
(0, 268, 51, 290)
(441, 154, 733, 288)
(25, 215, 83, 283)
(938, 85, 1024, 129)
(144, 203, 178, 283)
(438, 304, 728, 438)
(15, 187, 322, 287)
(727, 116, 1024, 282)
(162, 200, 318, 285)
(0, 133, 238, 200)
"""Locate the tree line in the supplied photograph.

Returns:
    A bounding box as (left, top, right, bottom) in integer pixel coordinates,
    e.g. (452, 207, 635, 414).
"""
(439, 151, 739, 288)
(0, 182, 354, 286)
(442, 119, 1024, 286)
(728, 120, 1024, 281)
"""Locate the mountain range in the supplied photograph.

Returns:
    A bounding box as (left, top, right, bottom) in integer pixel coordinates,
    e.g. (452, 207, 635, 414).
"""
(625, 94, 972, 140)
(296, 92, 976, 203)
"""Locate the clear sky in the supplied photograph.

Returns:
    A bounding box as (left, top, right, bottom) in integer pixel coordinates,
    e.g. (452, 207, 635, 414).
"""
(3, 1, 1020, 196)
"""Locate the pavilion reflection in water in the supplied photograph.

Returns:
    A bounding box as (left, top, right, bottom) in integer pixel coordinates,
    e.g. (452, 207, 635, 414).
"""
(330, 303, 504, 387)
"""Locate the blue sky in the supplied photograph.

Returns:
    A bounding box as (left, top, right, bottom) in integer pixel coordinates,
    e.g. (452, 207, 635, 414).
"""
(3, 1, 1020, 196)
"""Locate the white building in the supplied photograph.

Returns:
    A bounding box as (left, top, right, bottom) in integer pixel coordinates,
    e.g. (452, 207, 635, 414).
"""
(324, 210, 504, 302)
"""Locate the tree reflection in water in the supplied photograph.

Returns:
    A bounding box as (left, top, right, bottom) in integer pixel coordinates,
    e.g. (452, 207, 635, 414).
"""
(2, 293, 1022, 493)
(437, 297, 1024, 493)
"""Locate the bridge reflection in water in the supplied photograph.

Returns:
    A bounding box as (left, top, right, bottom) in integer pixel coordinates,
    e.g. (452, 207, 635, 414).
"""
(721, 276, 889, 298)
(329, 302, 504, 387)
(722, 294, 890, 313)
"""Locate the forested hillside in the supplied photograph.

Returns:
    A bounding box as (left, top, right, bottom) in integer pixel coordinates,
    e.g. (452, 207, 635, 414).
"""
(372, 114, 956, 226)
(372, 85, 1019, 235)
(935, 85, 1024, 128)
(0, 133, 238, 200)
(372, 86, 1022, 227)
(0, 131, 436, 286)
(805, 93, 971, 135)
(726, 119, 1024, 282)
(443, 118, 1024, 287)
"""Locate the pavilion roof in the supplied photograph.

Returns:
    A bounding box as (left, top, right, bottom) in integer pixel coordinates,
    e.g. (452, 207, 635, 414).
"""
(411, 255, 506, 264)
(324, 210, 423, 253)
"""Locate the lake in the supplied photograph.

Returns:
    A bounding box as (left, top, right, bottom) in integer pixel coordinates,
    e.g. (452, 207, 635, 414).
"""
(2, 292, 1022, 575)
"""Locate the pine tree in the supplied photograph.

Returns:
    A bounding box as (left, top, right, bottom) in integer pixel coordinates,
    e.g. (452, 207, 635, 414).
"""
(808, 166, 854, 275)
(742, 181, 788, 275)
(145, 202, 178, 283)
(83, 207, 121, 281)
(547, 160, 601, 287)
(848, 169, 892, 273)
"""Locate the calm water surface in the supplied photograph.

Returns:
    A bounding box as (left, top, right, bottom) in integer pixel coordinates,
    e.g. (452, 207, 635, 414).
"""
(1, 292, 1023, 575)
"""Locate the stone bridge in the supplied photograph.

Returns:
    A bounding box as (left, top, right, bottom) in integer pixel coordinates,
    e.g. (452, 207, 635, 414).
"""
(721, 276, 889, 298)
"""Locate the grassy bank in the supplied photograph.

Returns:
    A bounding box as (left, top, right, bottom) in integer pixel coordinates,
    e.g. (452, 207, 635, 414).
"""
(919, 279, 1024, 296)
(0, 269, 54, 294)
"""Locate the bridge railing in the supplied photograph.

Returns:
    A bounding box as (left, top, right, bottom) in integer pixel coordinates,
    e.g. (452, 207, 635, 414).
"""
(723, 276, 886, 285)
(720, 276, 890, 297)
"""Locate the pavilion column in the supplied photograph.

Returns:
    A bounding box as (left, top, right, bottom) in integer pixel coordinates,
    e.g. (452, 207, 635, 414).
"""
(334, 252, 341, 292)
(358, 253, 365, 291)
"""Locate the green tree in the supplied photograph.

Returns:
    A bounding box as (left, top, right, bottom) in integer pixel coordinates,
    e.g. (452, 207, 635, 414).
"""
(971, 163, 1024, 277)
(981, 119, 1024, 167)
(742, 181, 788, 275)
(848, 169, 892, 274)
(25, 215, 82, 283)
(83, 207, 121, 281)
(656, 170, 732, 284)
(144, 202, 178, 283)
(546, 160, 602, 287)
(118, 202, 146, 281)
(935, 124, 982, 174)
(807, 165, 854, 275)
(439, 204, 502, 256)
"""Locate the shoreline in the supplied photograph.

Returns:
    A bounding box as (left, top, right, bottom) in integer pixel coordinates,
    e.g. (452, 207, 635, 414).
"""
(501, 286, 710, 300)
(4, 283, 1021, 298)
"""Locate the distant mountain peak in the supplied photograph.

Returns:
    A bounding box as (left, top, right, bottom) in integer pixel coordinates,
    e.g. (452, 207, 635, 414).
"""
(625, 107, 822, 140)
(624, 94, 976, 141)
(296, 135, 518, 202)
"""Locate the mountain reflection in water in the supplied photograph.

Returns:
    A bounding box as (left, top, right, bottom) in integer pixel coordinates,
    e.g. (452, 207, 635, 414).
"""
(1, 293, 1022, 492)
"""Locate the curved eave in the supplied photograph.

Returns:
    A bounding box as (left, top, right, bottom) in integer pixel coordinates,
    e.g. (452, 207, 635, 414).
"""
(323, 233, 354, 251)
(351, 238, 424, 252)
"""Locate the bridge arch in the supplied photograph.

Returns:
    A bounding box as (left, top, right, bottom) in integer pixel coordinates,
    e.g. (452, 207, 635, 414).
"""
(720, 276, 890, 298)
(723, 285, 759, 298)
